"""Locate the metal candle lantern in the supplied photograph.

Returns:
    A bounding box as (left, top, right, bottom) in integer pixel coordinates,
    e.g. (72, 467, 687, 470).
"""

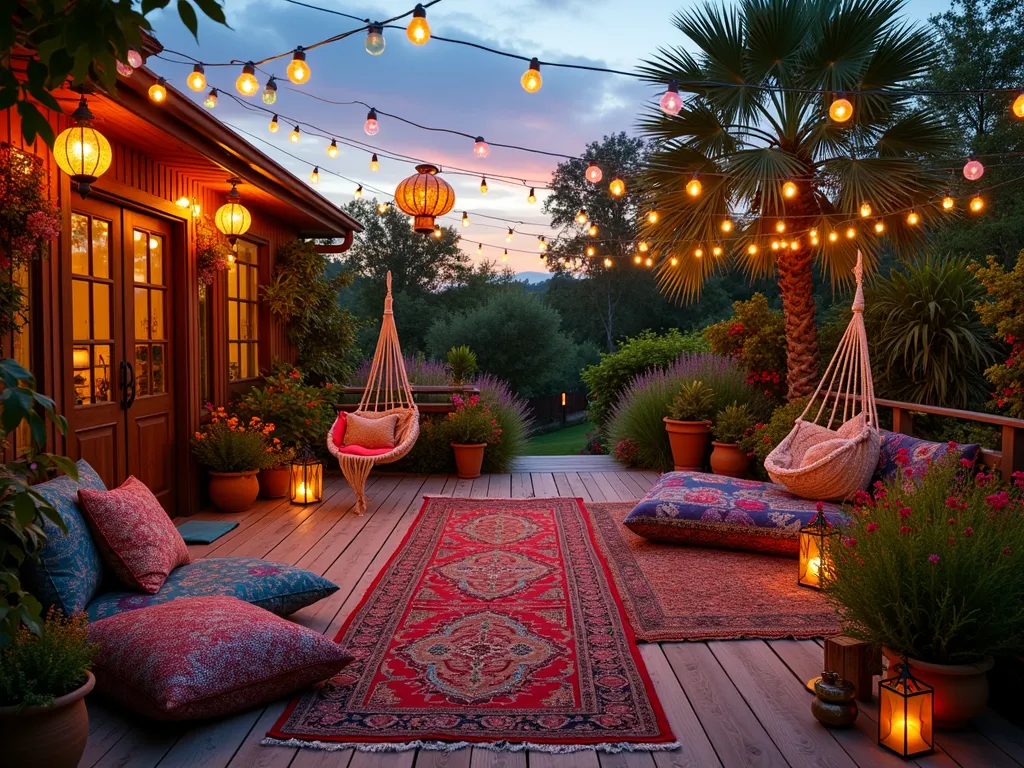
(289, 448, 323, 505)
(798, 508, 838, 589)
(878, 663, 934, 759)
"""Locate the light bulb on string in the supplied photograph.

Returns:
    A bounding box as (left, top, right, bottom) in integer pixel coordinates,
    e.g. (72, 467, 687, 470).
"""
(828, 231, 839, 242)
(527, 188, 537, 204)
(1014, 93, 1024, 119)
(603, 257, 613, 268)
(942, 193, 955, 210)
(659, 80, 682, 115)
(647, 208, 659, 225)
(116, 60, 134, 77)
(476, 243, 483, 255)
(204, 88, 218, 109)
(269, 114, 279, 132)
(970, 195, 984, 212)
(236, 62, 258, 96)
(638, 241, 649, 252)
(462, 211, 470, 228)
(432, 224, 443, 239)
(521, 58, 542, 93)
(585, 161, 603, 183)
(775, 220, 786, 233)
(712, 245, 723, 257)
(963, 158, 984, 181)
(407, 4, 430, 45)
(309, 166, 319, 184)
(354, 185, 363, 199)
(287, 48, 310, 84)
(502, 249, 508, 261)
(633, 254, 643, 264)
(771, 240, 780, 251)
(721, 218, 733, 233)
(366, 23, 386, 55)
(790, 240, 800, 250)
(370, 153, 379, 172)
(474, 137, 489, 158)
(686, 175, 702, 197)
(576, 209, 588, 225)
(830, 93, 853, 122)
(782, 180, 798, 198)
(586, 245, 596, 257)
(506, 228, 514, 242)
(187, 64, 206, 92)
(609, 177, 626, 197)
(670, 256, 679, 267)
(364, 108, 379, 136)
(289, 125, 301, 143)
(127, 48, 144, 68)
(538, 236, 547, 252)
(645, 256, 654, 267)
(148, 77, 167, 103)
(860, 202, 872, 218)
(588, 223, 598, 237)
(377, 202, 389, 214)
(747, 243, 759, 255)
(327, 139, 338, 158)
(480, 177, 488, 194)
(262, 77, 278, 105)
(694, 247, 704, 258)
(907, 211, 920, 226)
(846, 226, 857, 239)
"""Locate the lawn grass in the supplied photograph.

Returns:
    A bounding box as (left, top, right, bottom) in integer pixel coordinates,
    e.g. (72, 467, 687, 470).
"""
(525, 421, 592, 455)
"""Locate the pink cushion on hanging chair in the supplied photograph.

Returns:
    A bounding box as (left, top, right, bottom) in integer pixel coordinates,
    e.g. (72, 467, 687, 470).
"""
(331, 412, 347, 449)
(338, 445, 393, 457)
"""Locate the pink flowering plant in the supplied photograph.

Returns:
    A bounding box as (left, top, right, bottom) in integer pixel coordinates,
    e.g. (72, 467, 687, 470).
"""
(823, 446, 1024, 665)
(194, 217, 231, 286)
(443, 393, 502, 445)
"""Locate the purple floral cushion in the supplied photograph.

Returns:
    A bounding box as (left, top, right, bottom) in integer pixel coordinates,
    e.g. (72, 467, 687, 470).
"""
(872, 431, 981, 484)
(623, 471, 847, 556)
(86, 557, 337, 621)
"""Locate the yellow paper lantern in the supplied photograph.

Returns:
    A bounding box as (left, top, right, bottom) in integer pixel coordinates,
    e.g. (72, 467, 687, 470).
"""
(214, 180, 252, 245)
(52, 96, 112, 198)
(394, 164, 456, 234)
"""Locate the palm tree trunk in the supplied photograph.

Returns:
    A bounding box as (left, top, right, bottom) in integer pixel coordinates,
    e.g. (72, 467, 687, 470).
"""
(776, 247, 819, 400)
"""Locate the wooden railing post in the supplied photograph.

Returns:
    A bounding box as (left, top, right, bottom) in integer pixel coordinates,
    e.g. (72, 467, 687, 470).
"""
(892, 406, 914, 436)
(1002, 425, 1024, 476)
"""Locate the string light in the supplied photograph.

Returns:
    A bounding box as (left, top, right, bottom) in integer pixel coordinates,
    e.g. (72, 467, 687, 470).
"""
(810, 231, 819, 245)
(504, 227, 514, 243)
(638, 241, 649, 252)
(942, 194, 955, 210)
(327, 139, 338, 157)
(712, 245, 723, 256)
(963, 158, 984, 181)
(527, 188, 537, 204)
(407, 4, 430, 45)
(433, 224, 443, 238)
(609, 177, 626, 197)
(521, 58, 542, 93)
(502, 249, 508, 261)
(830, 93, 853, 122)
(970, 195, 984, 212)
(907, 211, 920, 225)
(187, 64, 206, 92)
(721, 218, 733, 232)
(645, 256, 654, 267)
(846, 226, 857, 239)
(586, 245, 596, 257)
(236, 62, 258, 96)
(462, 211, 470, 227)
(782, 180, 797, 198)
(262, 77, 278, 105)
(377, 201, 389, 214)
(670, 256, 679, 266)
(586, 161, 603, 183)
(860, 202, 872, 217)
(659, 81, 683, 115)
(204, 88, 218, 108)
(366, 23, 386, 55)
(647, 208, 659, 224)
(480, 176, 488, 193)
(476, 242, 482, 254)
(771, 240, 780, 251)
(633, 254, 642, 264)
(127, 48, 144, 68)
(1014, 93, 1024, 119)
(354, 184, 363, 198)
(370, 153, 380, 171)
(603, 257, 613, 268)
(364, 108, 379, 136)
(576, 208, 588, 224)
(148, 77, 167, 102)
(775, 220, 786, 233)
(588, 223, 598, 236)
(694, 247, 704, 258)
(747, 243, 758, 255)
(269, 114, 279, 132)
(117, 60, 134, 77)
(287, 47, 310, 84)
(309, 166, 320, 184)
(474, 137, 489, 158)
(686, 175, 702, 197)
(789, 239, 800, 250)
(289, 125, 301, 143)
(538, 236, 547, 251)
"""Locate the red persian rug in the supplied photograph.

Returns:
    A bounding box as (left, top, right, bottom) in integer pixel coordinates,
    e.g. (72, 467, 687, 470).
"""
(586, 502, 841, 642)
(266, 497, 677, 754)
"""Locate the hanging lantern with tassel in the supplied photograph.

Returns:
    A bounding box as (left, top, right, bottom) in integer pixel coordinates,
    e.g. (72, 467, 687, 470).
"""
(394, 164, 455, 234)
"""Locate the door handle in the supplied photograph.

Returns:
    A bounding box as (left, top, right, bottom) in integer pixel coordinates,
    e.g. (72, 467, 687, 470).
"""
(120, 360, 136, 410)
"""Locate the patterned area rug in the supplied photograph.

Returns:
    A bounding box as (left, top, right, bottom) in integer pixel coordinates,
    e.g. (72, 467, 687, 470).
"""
(586, 502, 842, 642)
(266, 497, 677, 754)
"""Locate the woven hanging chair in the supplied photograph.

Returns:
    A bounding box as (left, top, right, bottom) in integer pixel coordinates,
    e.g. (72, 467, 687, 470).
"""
(327, 271, 419, 514)
(764, 252, 880, 501)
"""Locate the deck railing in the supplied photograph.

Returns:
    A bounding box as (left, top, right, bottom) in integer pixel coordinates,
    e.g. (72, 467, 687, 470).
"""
(334, 384, 480, 414)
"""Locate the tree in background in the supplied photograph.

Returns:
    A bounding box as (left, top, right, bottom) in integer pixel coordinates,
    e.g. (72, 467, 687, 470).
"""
(638, 0, 953, 399)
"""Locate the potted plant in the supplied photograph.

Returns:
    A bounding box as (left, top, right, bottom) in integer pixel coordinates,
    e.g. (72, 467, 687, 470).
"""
(0, 610, 98, 768)
(709, 402, 753, 478)
(257, 435, 295, 499)
(191, 405, 276, 512)
(443, 393, 502, 479)
(824, 448, 1024, 727)
(664, 379, 715, 471)
(446, 345, 478, 387)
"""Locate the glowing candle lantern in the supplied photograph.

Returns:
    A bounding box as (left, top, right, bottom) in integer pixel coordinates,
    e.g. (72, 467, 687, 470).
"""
(52, 96, 112, 198)
(878, 663, 934, 758)
(963, 158, 984, 181)
(586, 161, 603, 183)
(289, 452, 323, 505)
(798, 507, 838, 589)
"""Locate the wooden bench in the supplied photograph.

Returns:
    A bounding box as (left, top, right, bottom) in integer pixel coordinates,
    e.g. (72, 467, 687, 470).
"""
(333, 385, 481, 414)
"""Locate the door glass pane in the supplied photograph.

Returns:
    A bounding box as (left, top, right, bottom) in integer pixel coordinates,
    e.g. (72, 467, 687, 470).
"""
(93, 345, 113, 403)
(150, 291, 164, 340)
(135, 287, 148, 339)
(92, 219, 110, 278)
(133, 230, 148, 282)
(149, 234, 163, 285)
(228, 303, 238, 340)
(135, 344, 150, 396)
(71, 214, 89, 275)
(92, 283, 110, 339)
(72, 279, 91, 339)
(227, 263, 238, 298)
(72, 345, 92, 405)
(238, 264, 249, 300)
(229, 343, 239, 381)
(152, 344, 165, 394)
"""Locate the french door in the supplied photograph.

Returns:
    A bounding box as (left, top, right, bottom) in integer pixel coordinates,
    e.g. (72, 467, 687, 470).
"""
(66, 199, 176, 512)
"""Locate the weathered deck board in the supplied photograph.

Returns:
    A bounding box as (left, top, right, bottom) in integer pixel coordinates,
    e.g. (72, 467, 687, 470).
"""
(84, 466, 1024, 768)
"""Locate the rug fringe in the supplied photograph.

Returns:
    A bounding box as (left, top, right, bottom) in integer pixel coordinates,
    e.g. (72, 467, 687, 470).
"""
(261, 737, 681, 754)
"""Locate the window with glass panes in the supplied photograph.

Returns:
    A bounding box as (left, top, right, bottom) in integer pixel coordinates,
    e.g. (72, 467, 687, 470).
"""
(70, 212, 115, 405)
(227, 240, 259, 380)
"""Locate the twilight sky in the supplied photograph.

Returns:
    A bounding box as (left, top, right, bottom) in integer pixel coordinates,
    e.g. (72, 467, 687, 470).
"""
(147, 0, 949, 274)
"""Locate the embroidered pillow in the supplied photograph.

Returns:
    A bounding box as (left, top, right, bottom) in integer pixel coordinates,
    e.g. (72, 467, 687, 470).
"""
(78, 477, 190, 594)
(88, 596, 353, 720)
(26, 460, 108, 614)
(872, 431, 982, 484)
(342, 412, 398, 450)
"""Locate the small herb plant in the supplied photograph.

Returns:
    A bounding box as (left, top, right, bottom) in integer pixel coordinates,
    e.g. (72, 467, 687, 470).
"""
(446, 345, 478, 386)
(443, 393, 503, 445)
(711, 402, 753, 444)
(667, 380, 716, 422)
(0, 609, 98, 709)
(190, 406, 278, 473)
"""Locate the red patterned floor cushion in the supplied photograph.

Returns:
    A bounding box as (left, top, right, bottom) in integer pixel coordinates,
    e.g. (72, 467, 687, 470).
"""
(623, 471, 847, 556)
(88, 596, 353, 720)
(78, 476, 190, 593)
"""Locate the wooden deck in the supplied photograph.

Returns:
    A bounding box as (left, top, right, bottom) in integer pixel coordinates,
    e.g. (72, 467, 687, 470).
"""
(84, 466, 1024, 768)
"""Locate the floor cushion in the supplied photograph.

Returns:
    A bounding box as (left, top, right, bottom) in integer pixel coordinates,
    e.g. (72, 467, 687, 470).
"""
(25, 459, 107, 614)
(623, 471, 847, 557)
(873, 431, 981, 484)
(86, 556, 339, 621)
(342, 411, 397, 449)
(338, 444, 393, 457)
(78, 476, 190, 593)
(88, 596, 353, 720)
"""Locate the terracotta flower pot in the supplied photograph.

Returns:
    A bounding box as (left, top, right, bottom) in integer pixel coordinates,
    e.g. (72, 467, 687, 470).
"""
(258, 466, 290, 499)
(208, 470, 260, 512)
(663, 418, 710, 471)
(710, 442, 751, 478)
(451, 443, 487, 479)
(0, 671, 95, 768)
(883, 648, 995, 728)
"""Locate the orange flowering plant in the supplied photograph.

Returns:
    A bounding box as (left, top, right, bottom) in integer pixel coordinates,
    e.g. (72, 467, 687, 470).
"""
(190, 404, 280, 473)
(235, 368, 335, 453)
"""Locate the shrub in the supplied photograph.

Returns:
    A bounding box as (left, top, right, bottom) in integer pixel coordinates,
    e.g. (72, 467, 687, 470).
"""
(974, 251, 1024, 417)
(824, 450, 1024, 665)
(0, 610, 98, 708)
(865, 256, 996, 409)
(235, 367, 335, 453)
(190, 406, 277, 473)
(712, 403, 753, 444)
(606, 354, 770, 471)
(582, 329, 709, 429)
(705, 294, 787, 399)
(667, 380, 716, 421)
(441, 393, 502, 445)
(446, 346, 478, 386)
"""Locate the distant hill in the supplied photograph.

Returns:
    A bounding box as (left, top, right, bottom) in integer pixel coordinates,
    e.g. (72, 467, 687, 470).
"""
(512, 271, 552, 284)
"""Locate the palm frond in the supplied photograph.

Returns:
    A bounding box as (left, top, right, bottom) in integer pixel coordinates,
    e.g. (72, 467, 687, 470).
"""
(741, 0, 814, 84)
(874, 109, 954, 157)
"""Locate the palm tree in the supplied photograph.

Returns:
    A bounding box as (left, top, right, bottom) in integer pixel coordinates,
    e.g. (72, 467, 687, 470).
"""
(638, 0, 954, 399)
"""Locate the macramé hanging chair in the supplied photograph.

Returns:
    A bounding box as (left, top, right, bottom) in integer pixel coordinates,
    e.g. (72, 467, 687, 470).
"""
(327, 272, 419, 514)
(764, 251, 880, 501)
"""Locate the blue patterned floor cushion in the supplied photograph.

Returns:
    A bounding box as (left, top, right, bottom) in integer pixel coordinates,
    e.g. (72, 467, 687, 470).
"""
(26, 460, 108, 614)
(623, 471, 847, 556)
(86, 557, 338, 621)
(873, 431, 981, 484)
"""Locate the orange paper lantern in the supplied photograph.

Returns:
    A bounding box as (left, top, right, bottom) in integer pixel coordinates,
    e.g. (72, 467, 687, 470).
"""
(394, 164, 456, 234)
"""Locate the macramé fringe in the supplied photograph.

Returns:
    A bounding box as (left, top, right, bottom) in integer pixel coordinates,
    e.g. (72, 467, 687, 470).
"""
(261, 736, 681, 754)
